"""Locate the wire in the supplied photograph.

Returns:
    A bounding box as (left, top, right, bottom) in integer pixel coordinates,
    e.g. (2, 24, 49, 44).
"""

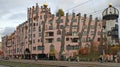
(65, 0, 91, 12)
(64, 0, 120, 16)
(87, 5, 120, 16)
(88, 8, 105, 15)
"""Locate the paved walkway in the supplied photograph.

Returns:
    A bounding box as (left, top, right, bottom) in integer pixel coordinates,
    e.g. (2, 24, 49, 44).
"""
(0, 65, 10, 67)
(4, 59, 120, 67)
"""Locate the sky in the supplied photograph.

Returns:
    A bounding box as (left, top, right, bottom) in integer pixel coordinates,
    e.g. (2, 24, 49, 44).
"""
(0, 0, 120, 41)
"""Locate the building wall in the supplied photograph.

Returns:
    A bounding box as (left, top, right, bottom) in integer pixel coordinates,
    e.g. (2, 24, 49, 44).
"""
(2, 4, 102, 59)
(0, 42, 2, 51)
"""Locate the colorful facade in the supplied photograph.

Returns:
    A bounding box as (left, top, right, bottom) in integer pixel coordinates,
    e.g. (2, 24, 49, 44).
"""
(102, 4, 119, 45)
(2, 3, 103, 60)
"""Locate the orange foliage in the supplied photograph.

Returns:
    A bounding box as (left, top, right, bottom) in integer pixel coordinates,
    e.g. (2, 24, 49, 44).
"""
(0, 50, 3, 55)
(79, 48, 89, 55)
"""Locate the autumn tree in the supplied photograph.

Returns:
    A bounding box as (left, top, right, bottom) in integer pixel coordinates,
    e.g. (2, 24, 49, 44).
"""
(110, 45, 120, 55)
(56, 9, 64, 17)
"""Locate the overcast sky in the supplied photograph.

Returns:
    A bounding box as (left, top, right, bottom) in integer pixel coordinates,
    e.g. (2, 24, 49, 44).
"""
(0, 0, 120, 41)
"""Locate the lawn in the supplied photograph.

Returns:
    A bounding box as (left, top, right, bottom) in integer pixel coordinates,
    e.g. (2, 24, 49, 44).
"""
(0, 60, 58, 67)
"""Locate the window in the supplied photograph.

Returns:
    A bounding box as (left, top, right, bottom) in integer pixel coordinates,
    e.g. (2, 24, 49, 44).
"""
(66, 38, 69, 41)
(98, 38, 100, 41)
(56, 19, 63, 23)
(36, 23, 38, 26)
(72, 38, 78, 42)
(83, 25, 87, 29)
(40, 15, 42, 19)
(49, 26, 53, 30)
(113, 31, 118, 35)
(81, 19, 84, 22)
(33, 47, 36, 50)
(33, 39, 35, 43)
(57, 38, 61, 42)
(47, 38, 53, 43)
(33, 34, 35, 37)
(38, 39, 40, 42)
(91, 31, 94, 35)
(66, 45, 80, 50)
(57, 30, 61, 35)
(98, 23, 101, 29)
(60, 25, 64, 29)
(72, 25, 78, 29)
(83, 31, 87, 36)
(72, 19, 77, 22)
(98, 31, 101, 35)
(66, 18, 69, 22)
(39, 33, 42, 37)
(38, 46, 44, 50)
(28, 29, 30, 33)
(34, 9, 37, 14)
(66, 45, 71, 50)
(25, 36, 27, 39)
(72, 32, 78, 36)
(60, 19, 63, 23)
(34, 23, 36, 26)
(81, 38, 86, 42)
(33, 27, 36, 31)
(38, 26, 41, 32)
(34, 17, 36, 21)
(48, 20, 52, 24)
(86, 37, 91, 42)
(90, 25, 95, 29)
(49, 32, 54, 36)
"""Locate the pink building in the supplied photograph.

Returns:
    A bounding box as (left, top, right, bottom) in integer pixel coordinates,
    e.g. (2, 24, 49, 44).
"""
(2, 3, 102, 60)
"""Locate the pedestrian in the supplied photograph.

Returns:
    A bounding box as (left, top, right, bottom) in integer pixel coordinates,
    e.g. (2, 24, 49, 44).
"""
(68, 56, 71, 62)
(99, 55, 103, 63)
(76, 56, 79, 62)
(35, 55, 38, 61)
(104, 54, 108, 62)
(110, 54, 113, 62)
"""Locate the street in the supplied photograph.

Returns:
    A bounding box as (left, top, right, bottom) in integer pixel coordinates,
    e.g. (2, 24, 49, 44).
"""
(4, 59, 120, 67)
(0, 65, 10, 67)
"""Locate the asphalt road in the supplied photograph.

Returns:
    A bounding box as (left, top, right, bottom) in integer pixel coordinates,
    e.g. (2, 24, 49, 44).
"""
(0, 65, 10, 67)
(4, 59, 120, 67)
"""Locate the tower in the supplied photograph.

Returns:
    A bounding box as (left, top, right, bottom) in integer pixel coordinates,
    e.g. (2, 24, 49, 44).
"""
(102, 4, 119, 45)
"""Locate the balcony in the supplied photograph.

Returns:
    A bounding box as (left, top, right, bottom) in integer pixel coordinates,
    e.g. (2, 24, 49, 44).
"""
(45, 38, 54, 43)
(45, 32, 54, 37)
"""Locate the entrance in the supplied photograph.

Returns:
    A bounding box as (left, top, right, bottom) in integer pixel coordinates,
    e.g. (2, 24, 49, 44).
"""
(24, 48, 31, 59)
(49, 44, 56, 60)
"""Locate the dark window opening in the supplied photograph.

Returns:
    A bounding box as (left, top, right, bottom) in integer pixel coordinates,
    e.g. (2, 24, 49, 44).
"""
(38, 46, 44, 50)
(72, 38, 78, 42)
(66, 38, 69, 41)
(57, 38, 61, 42)
(60, 25, 64, 29)
(49, 32, 54, 36)
(47, 38, 53, 43)
(49, 26, 53, 30)
(57, 30, 61, 35)
(98, 38, 100, 41)
(33, 47, 36, 50)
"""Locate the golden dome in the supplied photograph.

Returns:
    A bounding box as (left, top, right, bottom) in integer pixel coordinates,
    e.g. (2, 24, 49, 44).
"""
(43, 2, 48, 7)
(109, 3, 112, 7)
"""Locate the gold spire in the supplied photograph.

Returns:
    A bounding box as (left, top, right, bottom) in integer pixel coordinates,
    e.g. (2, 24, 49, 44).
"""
(43, 2, 48, 7)
(109, 3, 112, 7)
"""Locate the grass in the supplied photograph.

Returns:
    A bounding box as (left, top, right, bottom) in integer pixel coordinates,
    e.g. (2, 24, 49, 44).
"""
(78, 52, 99, 61)
(0, 61, 58, 67)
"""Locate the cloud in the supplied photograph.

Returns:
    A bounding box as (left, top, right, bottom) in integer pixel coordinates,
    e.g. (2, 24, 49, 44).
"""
(0, 27, 15, 36)
(8, 12, 26, 22)
(0, 27, 15, 41)
(0, 10, 10, 17)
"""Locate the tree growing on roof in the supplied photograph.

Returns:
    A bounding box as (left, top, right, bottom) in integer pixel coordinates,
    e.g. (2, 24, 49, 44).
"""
(56, 9, 64, 17)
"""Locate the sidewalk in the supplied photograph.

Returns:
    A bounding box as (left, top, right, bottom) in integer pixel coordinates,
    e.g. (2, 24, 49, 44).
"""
(4, 59, 120, 67)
